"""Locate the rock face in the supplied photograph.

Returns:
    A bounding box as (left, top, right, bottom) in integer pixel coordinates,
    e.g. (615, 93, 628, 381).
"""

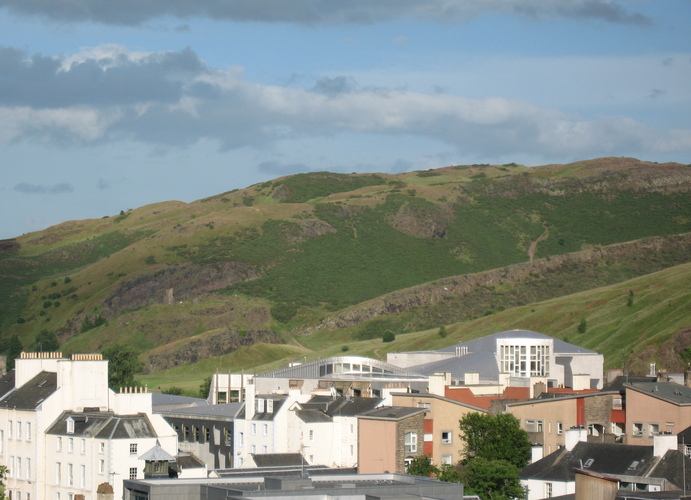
(102, 262, 260, 317)
(389, 202, 455, 239)
(301, 233, 691, 334)
(144, 328, 282, 373)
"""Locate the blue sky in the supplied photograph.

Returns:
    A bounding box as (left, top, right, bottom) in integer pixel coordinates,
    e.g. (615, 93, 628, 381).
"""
(1, 0, 689, 240)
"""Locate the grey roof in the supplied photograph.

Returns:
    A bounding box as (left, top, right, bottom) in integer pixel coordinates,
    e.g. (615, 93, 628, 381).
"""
(647, 449, 691, 490)
(602, 375, 656, 393)
(157, 402, 244, 419)
(625, 382, 691, 405)
(520, 442, 655, 482)
(253, 395, 287, 421)
(0, 371, 57, 410)
(256, 356, 426, 380)
(139, 442, 176, 462)
(0, 370, 15, 399)
(252, 453, 307, 467)
(152, 393, 209, 409)
(296, 409, 332, 423)
(46, 410, 158, 439)
(392, 392, 488, 413)
(358, 406, 426, 421)
(300, 396, 383, 416)
(410, 330, 595, 380)
(174, 453, 205, 470)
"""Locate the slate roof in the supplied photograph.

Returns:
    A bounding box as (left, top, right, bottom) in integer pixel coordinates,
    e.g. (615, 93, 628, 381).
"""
(299, 396, 383, 417)
(625, 382, 691, 406)
(0, 370, 15, 399)
(251, 453, 306, 467)
(139, 441, 176, 462)
(520, 442, 655, 482)
(46, 410, 158, 439)
(253, 395, 287, 421)
(295, 409, 332, 423)
(392, 392, 488, 413)
(358, 406, 426, 421)
(646, 449, 691, 490)
(0, 371, 57, 410)
(602, 375, 656, 393)
(157, 402, 244, 419)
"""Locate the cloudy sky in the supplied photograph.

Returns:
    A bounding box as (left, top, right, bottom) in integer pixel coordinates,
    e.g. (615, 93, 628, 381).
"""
(1, 1, 689, 239)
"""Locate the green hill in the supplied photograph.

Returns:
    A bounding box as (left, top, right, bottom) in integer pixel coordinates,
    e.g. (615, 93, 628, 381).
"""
(0, 157, 689, 386)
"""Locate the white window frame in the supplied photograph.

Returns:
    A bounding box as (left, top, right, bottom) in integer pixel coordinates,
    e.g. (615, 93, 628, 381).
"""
(441, 431, 453, 444)
(404, 432, 418, 453)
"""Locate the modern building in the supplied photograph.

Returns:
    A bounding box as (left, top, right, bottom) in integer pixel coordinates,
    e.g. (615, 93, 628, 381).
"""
(388, 330, 604, 392)
(124, 471, 465, 500)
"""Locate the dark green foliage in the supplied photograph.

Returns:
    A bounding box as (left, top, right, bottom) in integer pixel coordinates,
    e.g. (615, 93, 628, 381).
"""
(35, 330, 60, 352)
(382, 330, 396, 343)
(461, 457, 526, 500)
(628, 289, 635, 307)
(81, 314, 108, 333)
(144, 255, 157, 265)
(341, 345, 349, 352)
(271, 302, 298, 323)
(64, 277, 72, 284)
(162, 386, 184, 395)
(274, 172, 385, 203)
(199, 375, 212, 398)
(438, 325, 447, 338)
(354, 318, 401, 341)
(405, 455, 437, 477)
(6, 335, 23, 371)
(680, 347, 691, 366)
(437, 464, 463, 483)
(417, 171, 442, 178)
(578, 318, 587, 334)
(101, 344, 145, 390)
(458, 413, 531, 469)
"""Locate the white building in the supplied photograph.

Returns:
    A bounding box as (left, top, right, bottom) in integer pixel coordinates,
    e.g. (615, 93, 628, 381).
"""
(0, 352, 177, 500)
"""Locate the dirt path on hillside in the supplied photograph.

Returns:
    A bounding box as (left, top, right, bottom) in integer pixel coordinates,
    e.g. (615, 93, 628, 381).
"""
(528, 226, 550, 262)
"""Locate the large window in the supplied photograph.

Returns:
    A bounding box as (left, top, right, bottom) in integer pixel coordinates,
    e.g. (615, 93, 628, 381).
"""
(129, 467, 137, 480)
(404, 432, 417, 453)
(500, 342, 550, 377)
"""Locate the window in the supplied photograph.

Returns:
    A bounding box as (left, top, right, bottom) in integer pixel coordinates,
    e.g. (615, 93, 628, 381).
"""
(262, 424, 268, 437)
(251, 423, 256, 436)
(309, 429, 314, 441)
(80, 465, 85, 488)
(404, 432, 417, 453)
(441, 431, 452, 444)
(192, 426, 199, 441)
(26, 423, 31, 442)
(204, 427, 210, 443)
(557, 422, 563, 435)
(129, 467, 137, 480)
(67, 463, 73, 486)
(267, 399, 274, 413)
(649, 424, 660, 436)
(17, 421, 21, 440)
(8, 456, 14, 477)
(441, 454, 453, 465)
(183, 425, 189, 441)
(67, 419, 74, 434)
(537, 420, 544, 433)
(350, 445, 354, 456)
(99, 442, 105, 454)
(130, 443, 138, 455)
(250, 444, 256, 454)
(26, 458, 30, 480)
(67, 437, 74, 452)
(56, 462, 61, 485)
(633, 423, 643, 436)
(262, 445, 268, 453)
(0, 430, 3, 453)
(57, 437, 62, 452)
(99, 459, 105, 474)
(80, 439, 86, 454)
(8, 421, 12, 439)
(256, 398, 265, 413)
(16, 457, 21, 478)
(544, 482, 553, 498)
(417, 402, 431, 410)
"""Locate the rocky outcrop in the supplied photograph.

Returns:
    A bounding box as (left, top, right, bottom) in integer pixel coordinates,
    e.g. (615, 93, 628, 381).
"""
(144, 328, 283, 372)
(389, 202, 454, 238)
(301, 233, 691, 334)
(102, 262, 260, 317)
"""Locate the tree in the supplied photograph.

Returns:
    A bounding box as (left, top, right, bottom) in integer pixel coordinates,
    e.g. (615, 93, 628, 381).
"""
(6, 335, 23, 371)
(34, 329, 60, 352)
(458, 413, 531, 469)
(382, 330, 396, 343)
(0, 464, 7, 500)
(199, 375, 212, 398)
(577, 317, 587, 334)
(101, 344, 144, 389)
(405, 455, 437, 477)
(438, 325, 447, 338)
(437, 463, 463, 483)
(461, 457, 526, 500)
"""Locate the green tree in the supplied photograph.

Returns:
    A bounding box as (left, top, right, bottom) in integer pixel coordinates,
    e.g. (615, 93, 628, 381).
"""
(6, 335, 23, 371)
(438, 325, 447, 338)
(162, 386, 184, 396)
(577, 317, 587, 334)
(101, 344, 145, 390)
(34, 329, 60, 352)
(199, 375, 212, 398)
(461, 457, 526, 500)
(405, 455, 438, 477)
(437, 463, 463, 483)
(0, 464, 7, 500)
(458, 413, 530, 469)
(382, 330, 396, 343)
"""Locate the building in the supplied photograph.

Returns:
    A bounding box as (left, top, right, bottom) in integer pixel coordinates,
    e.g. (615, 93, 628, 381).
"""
(0, 352, 177, 500)
(391, 392, 486, 467)
(388, 330, 604, 392)
(625, 382, 691, 446)
(124, 471, 465, 500)
(357, 406, 426, 474)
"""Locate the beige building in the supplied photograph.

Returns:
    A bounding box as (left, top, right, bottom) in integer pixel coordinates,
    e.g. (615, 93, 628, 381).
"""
(392, 393, 486, 467)
(357, 407, 425, 474)
(625, 381, 691, 445)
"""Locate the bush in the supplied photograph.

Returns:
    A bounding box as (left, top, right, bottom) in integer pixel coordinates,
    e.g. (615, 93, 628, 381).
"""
(382, 330, 396, 343)
(578, 318, 587, 334)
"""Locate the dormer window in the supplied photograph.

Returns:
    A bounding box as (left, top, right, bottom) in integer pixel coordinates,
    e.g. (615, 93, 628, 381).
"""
(267, 399, 274, 413)
(67, 418, 75, 434)
(256, 398, 265, 413)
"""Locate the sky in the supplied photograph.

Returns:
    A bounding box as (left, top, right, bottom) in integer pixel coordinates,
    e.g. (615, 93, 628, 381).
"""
(1, 1, 690, 240)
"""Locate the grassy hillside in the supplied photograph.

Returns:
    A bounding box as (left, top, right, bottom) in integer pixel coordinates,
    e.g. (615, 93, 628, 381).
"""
(0, 157, 689, 380)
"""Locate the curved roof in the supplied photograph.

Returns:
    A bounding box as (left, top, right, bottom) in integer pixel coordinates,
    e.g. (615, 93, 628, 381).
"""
(256, 355, 426, 380)
(437, 330, 596, 355)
